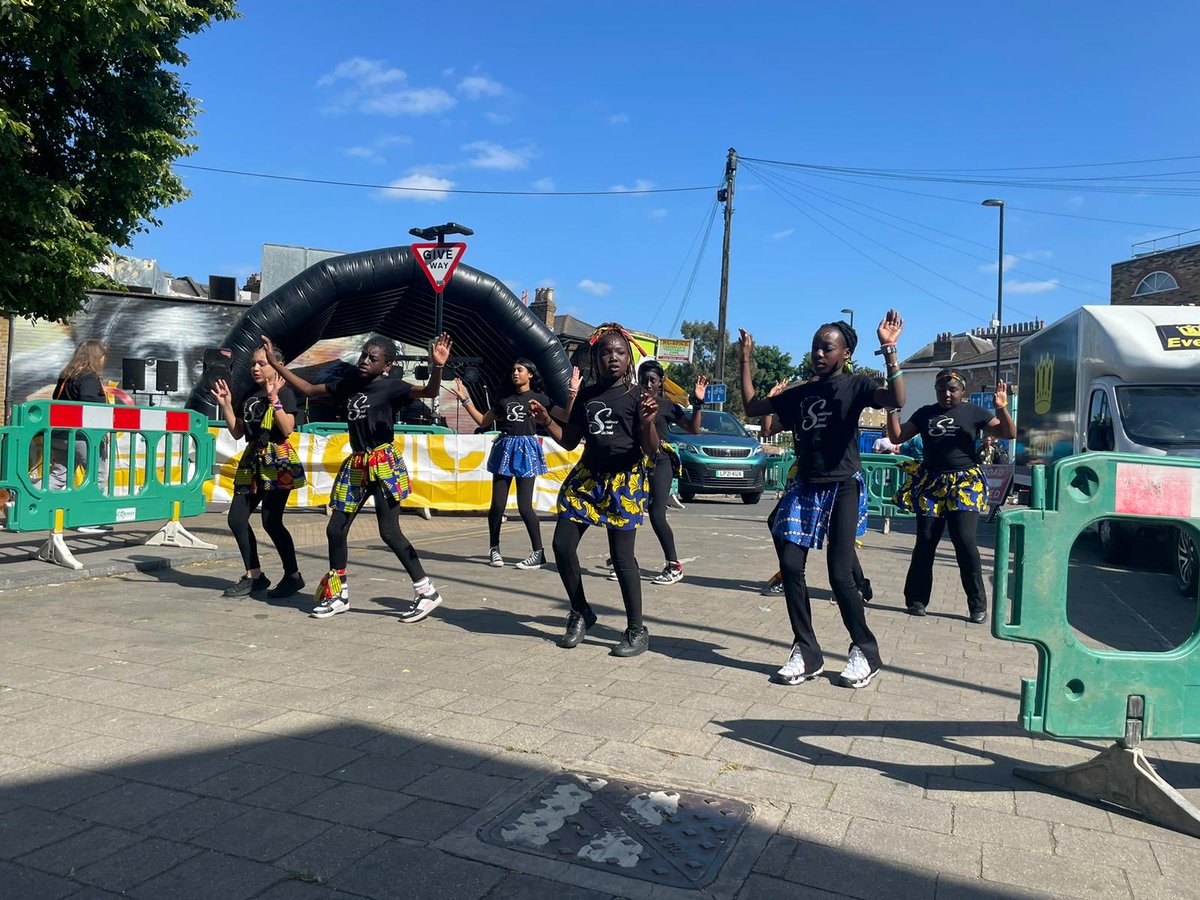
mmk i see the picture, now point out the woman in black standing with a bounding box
[49,340,109,492]
[740,311,905,689]
[452,358,551,569]
[211,345,306,599]
[887,370,1015,622]
[529,323,660,657]
[263,332,452,622]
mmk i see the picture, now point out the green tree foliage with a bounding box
[0,0,239,320]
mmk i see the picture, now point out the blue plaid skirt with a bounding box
[771,471,868,549]
[487,434,548,478]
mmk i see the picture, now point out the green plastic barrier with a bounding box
[0,400,216,568]
[860,452,915,522]
[993,452,1200,837]
[763,452,794,492]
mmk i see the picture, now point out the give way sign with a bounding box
[411,242,467,293]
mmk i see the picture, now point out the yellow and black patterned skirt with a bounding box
[656,442,682,479]
[331,443,411,515]
[233,442,306,495]
[895,462,988,517]
[557,457,651,531]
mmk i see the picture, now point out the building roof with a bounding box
[903,333,993,368]
[553,313,596,341]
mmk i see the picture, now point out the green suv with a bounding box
[669,411,767,504]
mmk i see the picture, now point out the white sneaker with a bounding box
[839,645,879,689]
[310,597,349,619]
[651,562,683,585]
[607,569,620,582]
[668,494,686,510]
[775,643,822,685]
[488,547,504,567]
[515,549,545,570]
[399,589,442,624]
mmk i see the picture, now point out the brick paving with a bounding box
[0,500,1197,898]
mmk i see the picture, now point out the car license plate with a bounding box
[715,469,741,478]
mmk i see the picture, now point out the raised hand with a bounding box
[694,375,708,403]
[994,379,1009,410]
[569,366,582,393]
[877,309,904,345]
[528,398,550,425]
[210,378,232,406]
[640,392,659,424]
[452,377,469,402]
[430,332,453,366]
[260,335,279,363]
[767,379,788,398]
[738,328,754,362]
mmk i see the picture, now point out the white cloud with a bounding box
[343,135,412,165]
[484,111,514,125]
[458,75,504,99]
[1006,278,1060,294]
[649,208,669,218]
[607,113,630,125]
[441,67,456,78]
[538,278,556,288]
[609,179,655,193]
[532,177,555,192]
[1067,195,1085,208]
[981,253,1020,274]
[376,171,455,202]
[462,140,536,171]
[771,228,795,240]
[318,57,455,116]
[577,279,612,296]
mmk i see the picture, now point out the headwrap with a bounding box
[589,322,635,347]
[936,369,967,389]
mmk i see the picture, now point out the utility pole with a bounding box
[714,148,737,395]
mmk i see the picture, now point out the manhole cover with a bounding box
[478,772,752,889]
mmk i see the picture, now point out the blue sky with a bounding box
[128,0,1200,366]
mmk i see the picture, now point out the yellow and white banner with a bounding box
[203,430,583,512]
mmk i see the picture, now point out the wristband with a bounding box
[886,369,904,382]
[887,407,901,415]
[461,396,472,405]
[994,402,1007,410]
[875,346,899,357]
[271,401,284,411]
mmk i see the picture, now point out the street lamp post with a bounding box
[981,200,1004,390]
[840,307,855,330]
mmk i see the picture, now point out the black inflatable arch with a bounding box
[185,245,573,416]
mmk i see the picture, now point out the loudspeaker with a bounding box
[209,275,237,301]
[122,358,146,391]
[155,360,179,393]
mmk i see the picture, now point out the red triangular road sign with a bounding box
[411,242,467,294]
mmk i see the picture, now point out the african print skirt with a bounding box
[771,471,868,549]
[233,442,306,495]
[331,443,411,514]
[895,463,988,517]
[654,442,682,479]
[487,434,548,478]
[557,458,651,531]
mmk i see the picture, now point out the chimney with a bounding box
[530,287,557,329]
[933,331,953,361]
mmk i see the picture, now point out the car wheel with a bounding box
[741,492,762,505]
[680,489,696,503]
[1176,528,1198,597]
[1098,520,1133,565]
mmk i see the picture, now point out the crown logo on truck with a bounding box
[1177,324,1200,337]
[1034,354,1054,414]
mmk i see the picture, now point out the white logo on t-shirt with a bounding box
[586,400,617,436]
[347,393,370,421]
[928,414,957,437]
[506,402,526,423]
[244,397,264,422]
[800,398,832,432]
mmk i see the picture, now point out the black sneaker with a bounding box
[969,609,987,624]
[558,608,597,649]
[268,573,305,599]
[611,624,650,658]
[223,574,270,597]
[515,549,545,570]
[907,603,927,617]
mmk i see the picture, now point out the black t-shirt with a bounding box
[569,381,643,473]
[655,400,689,439]
[327,372,413,452]
[769,373,880,483]
[492,391,551,437]
[907,403,994,472]
[54,373,106,403]
[242,386,300,445]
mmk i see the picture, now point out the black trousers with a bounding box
[228,488,298,574]
[488,475,542,551]
[903,511,987,615]
[552,519,642,629]
[775,477,881,672]
[647,456,678,563]
[326,481,426,581]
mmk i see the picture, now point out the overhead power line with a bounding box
[743,153,1200,174]
[649,196,719,331]
[174,163,717,196]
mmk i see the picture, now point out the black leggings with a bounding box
[552,520,642,628]
[228,488,298,574]
[488,475,542,551]
[326,481,426,581]
[904,511,986,614]
[647,456,678,563]
[775,477,880,672]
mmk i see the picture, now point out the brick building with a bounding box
[1111,231,1200,307]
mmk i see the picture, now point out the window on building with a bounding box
[1134,271,1179,296]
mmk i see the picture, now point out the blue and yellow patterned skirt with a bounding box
[331,443,411,515]
[487,434,549,478]
[771,471,868,549]
[895,463,988,517]
[655,442,682,480]
[557,458,651,530]
[233,441,306,495]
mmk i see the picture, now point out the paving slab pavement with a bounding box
[0,497,1197,899]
